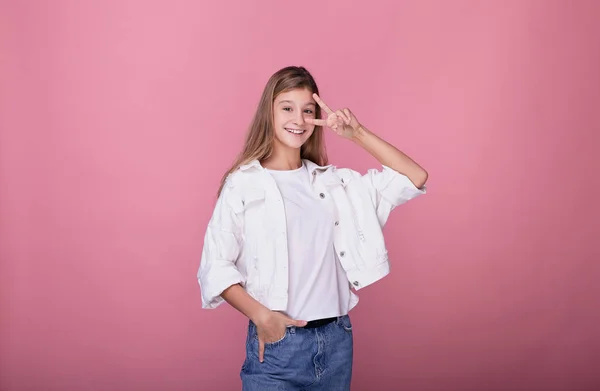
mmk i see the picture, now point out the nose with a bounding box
[294,111,305,126]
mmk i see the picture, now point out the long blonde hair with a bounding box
[218,66,328,195]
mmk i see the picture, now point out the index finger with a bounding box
[305,117,327,126]
[312,93,334,115]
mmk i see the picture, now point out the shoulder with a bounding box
[224,165,262,192]
[332,164,398,181]
[302,159,361,184]
[323,165,364,185]
[324,164,401,189]
[219,166,266,211]
[332,166,362,179]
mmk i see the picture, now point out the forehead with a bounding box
[275,88,315,104]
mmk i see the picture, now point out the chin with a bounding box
[283,140,307,150]
[276,132,312,150]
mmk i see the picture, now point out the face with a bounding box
[272,88,317,151]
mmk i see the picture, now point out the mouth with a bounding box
[285,127,306,135]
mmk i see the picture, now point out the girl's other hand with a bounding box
[254,309,307,362]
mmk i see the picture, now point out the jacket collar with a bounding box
[303,159,333,174]
[238,160,263,172]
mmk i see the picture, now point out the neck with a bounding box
[262,144,302,170]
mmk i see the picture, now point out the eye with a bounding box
[283,107,292,112]
[304,109,314,114]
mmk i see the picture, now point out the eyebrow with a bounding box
[277,100,316,107]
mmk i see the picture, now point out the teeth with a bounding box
[286,128,304,134]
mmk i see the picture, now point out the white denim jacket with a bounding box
[197,159,426,310]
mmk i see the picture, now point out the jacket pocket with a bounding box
[242,188,265,208]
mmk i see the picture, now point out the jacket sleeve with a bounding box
[197,178,245,309]
[357,165,426,227]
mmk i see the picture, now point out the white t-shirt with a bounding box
[267,163,352,321]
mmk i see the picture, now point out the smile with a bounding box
[285,128,305,135]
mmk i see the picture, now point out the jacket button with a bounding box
[340,251,345,257]
[353,281,359,286]
[335,221,339,226]
[312,171,317,176]
[319,193,325,199]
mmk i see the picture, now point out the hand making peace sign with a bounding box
[305,93,363,139]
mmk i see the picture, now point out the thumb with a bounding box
[285,317,307,328]
[295,319,308,327]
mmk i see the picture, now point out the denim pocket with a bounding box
[250,320,291,347]
[255,327,290,347]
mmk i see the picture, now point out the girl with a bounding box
[198,66,427,390]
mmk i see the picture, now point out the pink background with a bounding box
[1,1,599,390]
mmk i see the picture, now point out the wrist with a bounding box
[351,125,369,144]
[250,306,271,325]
